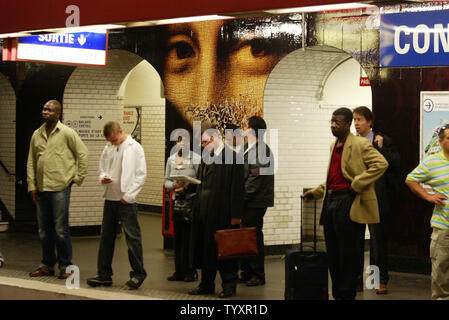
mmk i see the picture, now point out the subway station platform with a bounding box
[0,213,431,300]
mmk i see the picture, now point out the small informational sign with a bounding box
[64,112,116,140]
[15,30,107,66]
[381,10,449,67]
[420,91,449,160]
[123,107,142,143]
[359,77,370,86]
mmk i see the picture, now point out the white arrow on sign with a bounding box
[77,34,87,46]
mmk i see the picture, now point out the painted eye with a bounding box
[172,42,195,60]
[229,37,283,75]
[249,38,271,57]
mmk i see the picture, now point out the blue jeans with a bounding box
[97,201,147,281]
[36,185,72,271]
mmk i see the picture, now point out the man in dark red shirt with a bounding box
[302,107,388,300]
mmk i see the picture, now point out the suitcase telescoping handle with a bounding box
[301,188,318,253]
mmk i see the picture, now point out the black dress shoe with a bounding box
[188,286,215,295]
[218,289,236,298]
[87,276,113,287]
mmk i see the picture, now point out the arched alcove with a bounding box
[63,49,165,227]
[263,45,372,246]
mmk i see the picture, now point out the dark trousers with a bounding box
[357,216,390,286]
[173,218,196,278]
[200,261,239,292]
[241,207,267,281]
[195,215,238,292]
[97,200,147,281]
[322,191,365,300]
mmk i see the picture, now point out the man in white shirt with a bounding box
[87,121,147,290]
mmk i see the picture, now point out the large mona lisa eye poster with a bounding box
[158,15,304,144]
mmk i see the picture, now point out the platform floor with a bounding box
[0,213,431,300]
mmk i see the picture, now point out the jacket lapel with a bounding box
[341,133,353,180]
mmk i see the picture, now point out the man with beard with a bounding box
[302,107,388,300]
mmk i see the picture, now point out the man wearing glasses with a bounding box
[302,107,388,300]
[406,124,449,300]
[188,122,244,298]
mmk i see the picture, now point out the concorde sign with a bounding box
[380,10,449,67]
[13,30,107,66]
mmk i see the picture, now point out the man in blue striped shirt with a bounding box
[406,124,449,300]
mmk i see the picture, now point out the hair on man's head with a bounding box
[247,116,267,140]
[333,107,353,124]
[103,121,121,137]
[353,106,373,123]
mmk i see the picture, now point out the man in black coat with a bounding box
[188,123,245,298]
[239,116,275,286]
[353,106,401,295]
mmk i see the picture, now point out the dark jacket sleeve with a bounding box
[230,162,245,219]
[375,133,401,189]
[244,142,275,208]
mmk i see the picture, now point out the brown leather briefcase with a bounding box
[214,227,258,260]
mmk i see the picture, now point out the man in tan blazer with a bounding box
[302,107,388,300]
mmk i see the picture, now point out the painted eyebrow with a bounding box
[166,24,199,45]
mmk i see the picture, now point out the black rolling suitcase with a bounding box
[284,195,328,300]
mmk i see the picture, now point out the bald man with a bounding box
[27,100,88,279]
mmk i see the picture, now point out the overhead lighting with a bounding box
[264,3,378,14]
[0,32,32,38]
[126,14,233,28]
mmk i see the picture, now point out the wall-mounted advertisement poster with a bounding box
[123,107,142,144]
[420,91,449,161]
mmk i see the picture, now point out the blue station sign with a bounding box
[16,31,107,66]
[380,10,449,67]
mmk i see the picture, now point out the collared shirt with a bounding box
[27,121,88,192]
[244,141,257,155]
[358,130,374,144]
[214,142,225,157]
[327,142,351,191]
[407,151,449,230]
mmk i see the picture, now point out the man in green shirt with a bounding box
[406,124,449,300]
[27,100,88,279]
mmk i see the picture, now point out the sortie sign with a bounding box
[14,31,107,66]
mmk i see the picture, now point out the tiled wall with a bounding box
[63,49,165,226]
[263,46,352,246]
[138,105,165,206]
[0,73,16,218]
[3,44,367,245]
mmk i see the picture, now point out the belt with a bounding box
[327,188,351,196]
